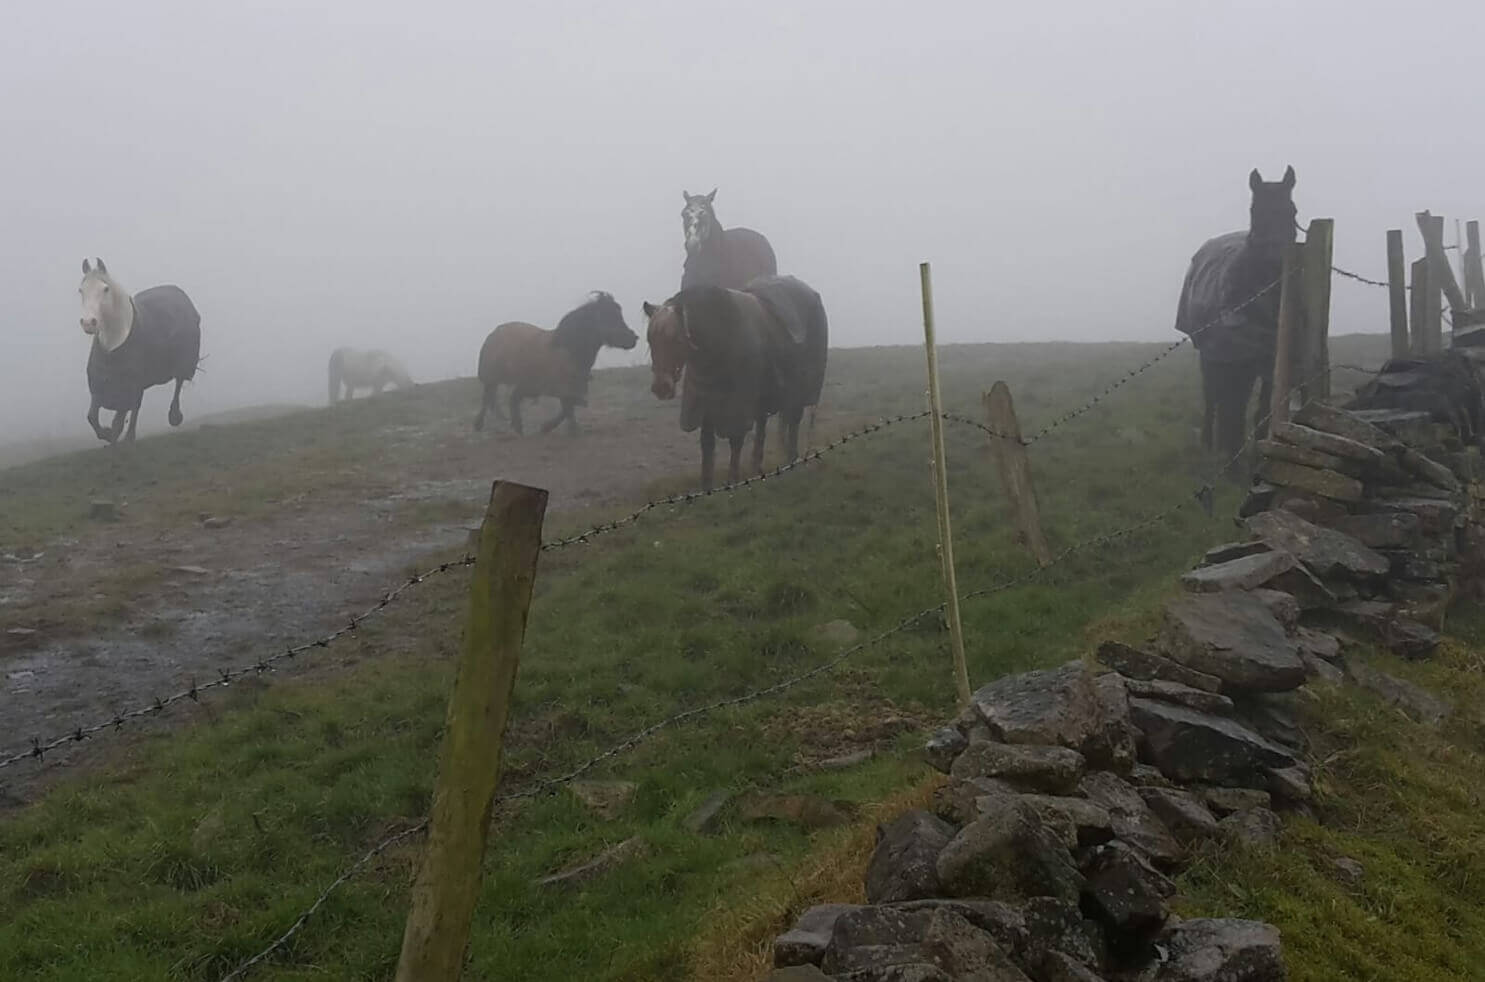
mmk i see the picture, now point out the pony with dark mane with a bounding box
[644,275,828,489]
[77,258,202,444]
[680,189,778,290]
[474,292,637,435]
[1174,166,1298,458]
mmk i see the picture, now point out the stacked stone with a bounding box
[1237,402,1477,659]
[769,659,1292,982]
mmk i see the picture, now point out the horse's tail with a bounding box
[328,350,343,405]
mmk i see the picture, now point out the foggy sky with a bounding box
[2,0,1482,441]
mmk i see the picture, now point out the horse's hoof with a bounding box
[169,411,183,427]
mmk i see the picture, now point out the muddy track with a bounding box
[0,384,702,802]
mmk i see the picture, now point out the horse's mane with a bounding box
[552,292,618,350]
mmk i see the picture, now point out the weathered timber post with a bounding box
[983,382,1052,567]
[1387,229,1410,359]
[919,262,972,708]
[1268,243,1303,427]
[1416,211,1466,314]
[1299,219,1334,403]
[1466,220,1483,309]
[1407,258,1431,353]
[395,480,548,982]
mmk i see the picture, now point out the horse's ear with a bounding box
[682,190,692,202]
[705,188,717,202]
[96,258,108,275]
[1248,169,1263,192]
[82,259,91,274]
[1281,165,1296,190]
[643,301,658,318]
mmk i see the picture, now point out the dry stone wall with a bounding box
[768,403,1481,981]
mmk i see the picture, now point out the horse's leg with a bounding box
[491,382,507,420]
[1198,353,1214,451]
[700,422,716,491]
[728,435,744,485]
[564,399,579,436]
[1254,367,1275,443]
[473,383,488,431]
[106,407,128,444]
[1214,363,1257,473]
[87,396,109,441]
[751,416,767,475]
[784,407,803,462]
[168,378,185,427]
[508,389,524,436]
[125,393,143,442]
[540,399,569,434]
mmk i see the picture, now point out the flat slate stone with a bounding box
[1130,698,1296,784]
[1270,421,1385,464]
[1200,786,1273,817]
[1401,447,1461,491]
[1246,509,1390,580]
[1201,540,1273,566]
[1330,511,1422,549]
[1153,917,1286,982]
[866,810,956,904]
[1295,402,1399,448]
[1137,786,1220,844]
[1369,496,1460,534]
[1077,771,1184,868]
[949,741,1086,794]
[923,726,968,774]
[1256,437,1352,474]
[775,904,863,967]
[967,661,1100,750]
[1095,640,1223,693]
[1159,593,1305,693]
[1255,458,1363,502]
[935,798,1085,904]
[1179,551,1298,594]
[1124,677,1235,715]
[1344,660,1452,725]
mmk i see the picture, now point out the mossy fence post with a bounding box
[1268,243,1304,428]
[983,381,1051,567]
[395,480,548,982]
[1299,218,1333,404]
[919,262,972,708]
[1387,229,1410,359]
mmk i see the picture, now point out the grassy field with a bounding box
[8,333,1476,982]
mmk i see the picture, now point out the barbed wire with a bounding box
[1330,264,1391,289]
[0,556,476,771]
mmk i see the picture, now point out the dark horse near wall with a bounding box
[78,258,202,443]
[679,189,778,290]
[644,275,828,490]
[474,292,637,435]
[1174,167,1298,459]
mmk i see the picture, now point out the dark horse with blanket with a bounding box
[644,275,828,490]
[77,258,202,443]
[1174,167,1297,459]
[679,189,778,290]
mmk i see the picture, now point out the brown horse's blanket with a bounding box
[675,288,766,439]
[1174,231,1278,366]
[743,275,828,415]
[86,286,202,411]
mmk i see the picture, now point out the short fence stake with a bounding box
[395,480,548,982]
[1299,218,1334,403]
[983,381,1052,567]
[1387,229,1410,359]
[919,262,972,708]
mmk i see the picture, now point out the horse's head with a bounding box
[1247,166,1297,258]
[552,292,638,355]
[643,299,687,400]
[590,292,638,350]
[681,189,719,254]
[78,258,126,337]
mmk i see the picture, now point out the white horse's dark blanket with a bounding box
[87,285,201,411]
[1174,231,1278,365]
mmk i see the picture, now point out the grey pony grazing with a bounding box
[679,189,778,290]
[78,259,202,444]
[1174,167,1298,462]
[643,275,828,489]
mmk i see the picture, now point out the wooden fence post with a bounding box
[1417,211,1466,314]
[919,262,972,709]
[1269,243,1303,427]
[1410,258,1438,355]
[1299,219,1334,403]
[1387,229,1410,359]
[395,480,548,982]
[1466,220,1483,309]
[983,382,1051,567]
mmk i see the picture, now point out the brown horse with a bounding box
[474,292,637,435]
[644,276,828,489]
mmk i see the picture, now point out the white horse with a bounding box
[327,347,413,404]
